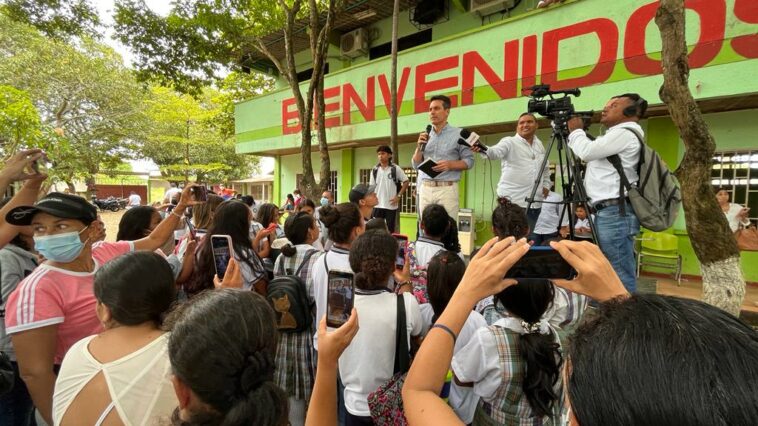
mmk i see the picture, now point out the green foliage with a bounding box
[141,86,260,182]
[0,12,145,185]
[1,0,101,40]
[0,85,43,152]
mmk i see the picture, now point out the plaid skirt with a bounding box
[274,321,317,401]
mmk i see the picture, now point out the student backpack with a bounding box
[372,163,402,194]
[407,242,429,305]
[607,129,681,231]
[266,249,319,333]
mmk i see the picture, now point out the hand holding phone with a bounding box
[191,185,208,202]
[393,234,409,269]
[327,270,355,328]
[211,235,235,280]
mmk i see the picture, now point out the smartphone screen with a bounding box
[192,186,208,202]
[393,234,408,269]
[211,235,234,279]
[326,270,354,328]
[504,246,575,280]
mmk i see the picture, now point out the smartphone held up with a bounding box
[211,235,234,279]
[326,270,355,328]
[505,246,575,280]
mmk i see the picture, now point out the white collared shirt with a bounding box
[485,134,551,208]
[369,163,408,210]
[532,191,569,235]
[568,122,642,205]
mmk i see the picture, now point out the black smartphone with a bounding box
[504,246,575,280]
[326,270,355,328]
[191,185,208,202]
[211,235,234,279]
[393,233,408,269]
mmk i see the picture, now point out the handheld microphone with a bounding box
[421,124,432,152]
[456,129,487,152]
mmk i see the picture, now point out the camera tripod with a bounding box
[524,118,598,243]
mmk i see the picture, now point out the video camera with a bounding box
[525,85,594,133]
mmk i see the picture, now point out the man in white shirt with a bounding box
[369,145,409,233]
[473,113,551,231]
[126,191,141,209]
[566,93,646,293]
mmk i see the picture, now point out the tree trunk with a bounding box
[390,0,400,164]
[655,0,745,316]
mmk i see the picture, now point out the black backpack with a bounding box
[266,250,319,333]
[607,129,681,231]
[372,163,402,193]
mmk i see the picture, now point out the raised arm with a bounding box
[134,185,200,252]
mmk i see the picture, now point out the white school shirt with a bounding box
[484,134,551,208]
[567,122,642,205]
[724,203,751,232]
[532,192,569,235]
[449,311,487,424]
[339,291,422,417]
[369,164,409,210]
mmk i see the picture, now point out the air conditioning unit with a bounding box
[340,28,368,59]
[470,0,516,17]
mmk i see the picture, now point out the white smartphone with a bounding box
[211,235,235,279]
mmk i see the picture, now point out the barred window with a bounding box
[359,166,418,214]
[711,150,758,223]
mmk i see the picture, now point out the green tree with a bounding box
[141,86,259,183]
[0,12,147,192]
[655,0,745,315]
[0,85,43,154]
[1,0,101,40]
[113,0,341,199]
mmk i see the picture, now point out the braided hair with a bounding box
[492,197,529,239]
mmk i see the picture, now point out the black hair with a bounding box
[187,201,265,296]
[422,204,450,238]
[286,194,295,202]
[496,279,560,418]
[167,289,288,426]
[430,94,451,110]
[295,198,316,213]
[349,230,396,291]
[240,195,255,207]
[492,198,529,239]
[427,250,466,323]
[613,93,648,118]
[442,216,461,253]
[117,206,159,241]
[318,203,363,244]
[567,294,758,426]
[94,251,176,326]
[257,203,279,227]
[281,212,316,257]
[365,217,389,233]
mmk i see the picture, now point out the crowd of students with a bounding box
[0,148,756,426]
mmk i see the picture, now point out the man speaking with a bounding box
[472,113,551,230]
[412,95,474,219]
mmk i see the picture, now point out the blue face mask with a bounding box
[320,197,329,207]
[34,227,89,263]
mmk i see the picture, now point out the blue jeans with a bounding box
[0,361,36,426]
[594,203,640,293]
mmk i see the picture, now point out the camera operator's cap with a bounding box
[377,145,392,154]
[349,183,376,204]
[6,192,98,226]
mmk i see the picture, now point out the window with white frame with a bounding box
[711,150,758,223]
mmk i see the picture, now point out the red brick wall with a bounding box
[92,185,147,203]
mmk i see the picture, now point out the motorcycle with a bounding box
[91,196,123,212]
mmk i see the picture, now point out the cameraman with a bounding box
[566,93,647,293]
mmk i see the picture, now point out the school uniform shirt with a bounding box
[574,215,595,239]
[449,310,487,424]
[339,291,422,417]
[369,164,409,210]
[532,192,569,235]
[4,241,134,364]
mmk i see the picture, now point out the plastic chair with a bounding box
[636,231,682,285]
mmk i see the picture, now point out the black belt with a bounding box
[594,197,629,211]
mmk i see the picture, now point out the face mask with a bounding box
[320,197,329,206]
[34,227,89,263]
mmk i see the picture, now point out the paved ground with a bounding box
[98,209,125,243]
